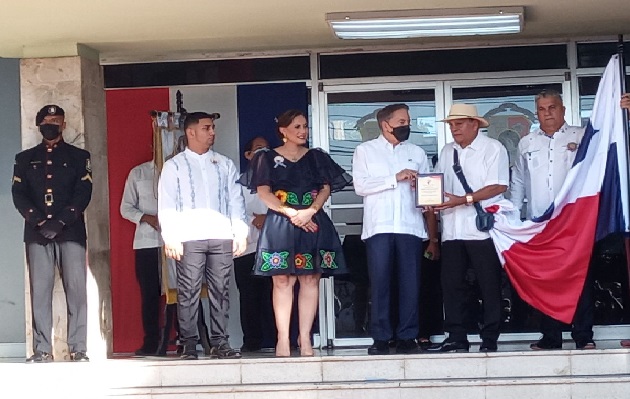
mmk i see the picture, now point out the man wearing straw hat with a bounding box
[427,103,509,353]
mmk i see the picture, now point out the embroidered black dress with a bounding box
[240,148,351,276]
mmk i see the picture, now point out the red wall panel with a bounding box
[106,88,170,353]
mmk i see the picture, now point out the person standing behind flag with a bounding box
[120,159,162,356]
[620,93,630,349]
[510,90,594,350]
[427,103,508,353]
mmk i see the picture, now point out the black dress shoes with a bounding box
[530,337,562,350]
[26,351,53,363]
[426,339,470,353]
[395,339,420,354]
[368,340,389,355]
[479,340,498,352]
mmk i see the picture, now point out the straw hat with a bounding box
[441,104,489,128]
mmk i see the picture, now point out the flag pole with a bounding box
[617,35,630,297]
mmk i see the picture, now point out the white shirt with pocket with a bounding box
[353,135,431,240]
[510,123,584,219]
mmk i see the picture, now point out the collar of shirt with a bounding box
[377,134,411,152]
[453,131,486,152]
[534,122,569,138]
[184,147,216,161]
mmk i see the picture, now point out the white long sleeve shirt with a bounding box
[158,148,248,245]
[510,123,584,219]
[240,187,268,257]
[352,135,430,240]
[435,133,510,241]
[120,161,162,249]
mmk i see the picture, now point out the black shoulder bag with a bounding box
[452,149,494,232]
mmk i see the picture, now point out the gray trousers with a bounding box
[177,239,233,348]
[26,241,87,354]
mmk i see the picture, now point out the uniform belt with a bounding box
[44,193,54,206]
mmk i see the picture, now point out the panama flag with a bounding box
[489,55,630,324]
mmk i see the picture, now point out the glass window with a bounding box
[452,84,562,169]
[320,45,568,79]
[576,41,630,68]
[104,56,310,88]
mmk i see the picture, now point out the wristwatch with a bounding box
[465,193,474,206]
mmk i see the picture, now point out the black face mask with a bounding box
[39,124,61,141]
[391,125,411,142]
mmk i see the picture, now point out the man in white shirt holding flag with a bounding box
[490,55,630,352]
[158,111,248,360]
[510,90,594,350]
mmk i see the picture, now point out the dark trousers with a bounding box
[135,247,161,349]
[234,252,276,349]
[26,241,87,354]
[176,239,233,348]
[441,239,502,343]
[540,264,594,344]
[418,240,443,339]
[366,233,422,341]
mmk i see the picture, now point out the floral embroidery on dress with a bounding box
[286,192,300,205]
[302,192,313,206]
[274,190,288,204]
[319,250,338,269]
[260,251,289,272]
[294,253,313,270]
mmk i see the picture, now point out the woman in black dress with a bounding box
[240,110,351,356]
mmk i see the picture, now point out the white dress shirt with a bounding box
[353,135,430,240]
[158,148,248,245]
[239,186,268,257]
[435,133,510,242]
[510,123,584,219]
[120,161,162,249]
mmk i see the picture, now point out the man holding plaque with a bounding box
[353,103,439,355]
[427,103,509,353]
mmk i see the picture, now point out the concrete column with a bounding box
[19,55,112,360]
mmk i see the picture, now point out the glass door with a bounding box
[318,83,443,347]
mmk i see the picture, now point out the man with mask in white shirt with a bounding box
[158,111,248,360]
[510,89,593,350]
[353,103,439,355]
[428,103,509,353]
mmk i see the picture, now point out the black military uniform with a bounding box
[11,105,92,362]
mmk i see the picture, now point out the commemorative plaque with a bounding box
[415,173,444,207]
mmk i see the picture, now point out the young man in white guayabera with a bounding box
[353,103,439,356]
[158,112,248,360]
[510,90,593,350]
[428,103,509,353]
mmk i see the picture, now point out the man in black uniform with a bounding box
[12,105,93,363]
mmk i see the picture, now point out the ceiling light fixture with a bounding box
[326,7,524,40]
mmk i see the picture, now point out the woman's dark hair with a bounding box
[276,109,306,140]
[243,136,268,153]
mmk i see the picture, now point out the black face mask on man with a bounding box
[391,125,411,142]
[39,124,61,141]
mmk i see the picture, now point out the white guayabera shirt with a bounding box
[158,148,248,245]
[510,123,585,220]
[353,134,431,241]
